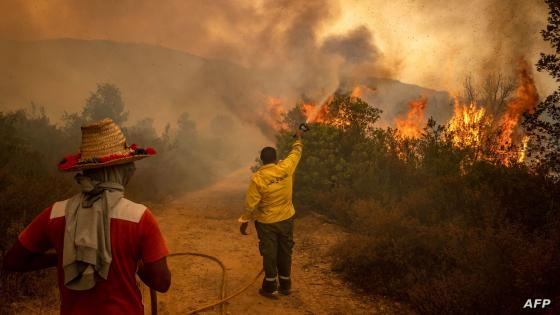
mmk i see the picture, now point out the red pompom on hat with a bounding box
[58,153,81,171]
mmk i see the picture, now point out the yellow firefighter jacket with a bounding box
[239,140,303,224]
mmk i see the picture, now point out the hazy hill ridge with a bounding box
[0,38,451,131]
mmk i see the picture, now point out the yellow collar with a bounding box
[259,163,276,170]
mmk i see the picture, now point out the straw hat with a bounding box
[58,118,156,172]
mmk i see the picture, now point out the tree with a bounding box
[82,83,128,125]
[462,73,515,116]
[523,0,560,175]
[175,112,197,148]
[324,91,381,136]
[275,92,384,217]
[126,118,159,145]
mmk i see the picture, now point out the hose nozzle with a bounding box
[293,122,310,138]
[298,122,310,132]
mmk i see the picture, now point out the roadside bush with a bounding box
[0,111,73,311]
[333,213,560,315]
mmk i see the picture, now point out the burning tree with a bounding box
[393,61,538,167]
[394,96,428,139]
[447,101,492,164]
[283,91,381,136]
[462,73,516,116]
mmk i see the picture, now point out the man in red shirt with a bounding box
[3,118,171,314]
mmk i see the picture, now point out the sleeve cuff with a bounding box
[142,249,170,264]
[238,210,253,223]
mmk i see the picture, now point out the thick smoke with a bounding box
[0,0,554,134]
[220,1,387,104]
[361,0,551,92]
[322,26,379,64]
[0,1,384,125]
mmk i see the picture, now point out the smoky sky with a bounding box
[0,0,390,114]
[2,0,553,92]
[0,0,554,130]
[358,0,552,92]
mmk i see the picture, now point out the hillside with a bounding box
[0,39,451,132]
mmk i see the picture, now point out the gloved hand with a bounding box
[240,222,249,235]
[293,122,309,139]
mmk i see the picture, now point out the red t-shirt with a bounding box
[18,198,169,315]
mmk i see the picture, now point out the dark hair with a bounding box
[260,147,277,165]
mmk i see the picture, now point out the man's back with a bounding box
[243,140,303,224]
[18,197,168,315]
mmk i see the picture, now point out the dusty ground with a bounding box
[148,168,411,315]
[7,168,412,315]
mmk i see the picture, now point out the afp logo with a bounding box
[523,298,551,309]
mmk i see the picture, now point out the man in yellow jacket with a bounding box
[239,129,304,297]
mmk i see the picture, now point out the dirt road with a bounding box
[9,168,410,314]
[149,168,409,315]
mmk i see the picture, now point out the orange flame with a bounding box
[518,135,529,163]
[350,85,376,99]
[497,60,539,149]
[301,96,331,123]
[300,102,316,122]
[351,86,363,98]
[448,100,490,148]
[350,85,375,98]
[395,96,428,138]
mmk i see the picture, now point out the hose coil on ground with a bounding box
[149,252,264,315]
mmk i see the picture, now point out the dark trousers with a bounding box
[255,217,295,280]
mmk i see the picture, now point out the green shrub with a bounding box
[0,111,74,308]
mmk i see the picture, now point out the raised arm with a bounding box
[276,139,303,175]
